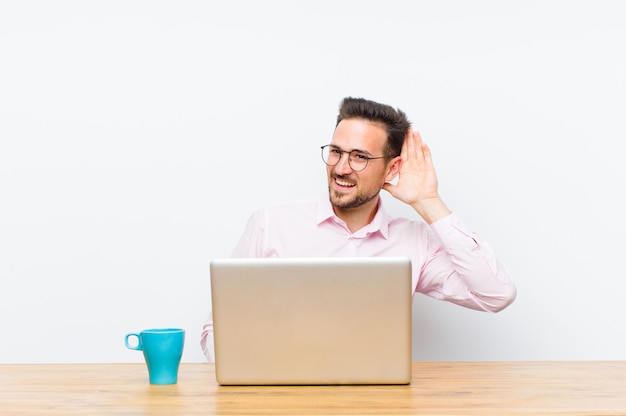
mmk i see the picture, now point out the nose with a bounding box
[333,152,354,175]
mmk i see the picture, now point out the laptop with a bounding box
[210,257,412,385]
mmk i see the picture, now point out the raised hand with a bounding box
[382,129,451,224]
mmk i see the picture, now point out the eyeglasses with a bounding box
[320,145,387,172]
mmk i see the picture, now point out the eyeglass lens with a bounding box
[321,146,369,171]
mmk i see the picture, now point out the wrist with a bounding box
[411,197,452,224]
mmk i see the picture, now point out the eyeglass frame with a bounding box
[320,144,388,172]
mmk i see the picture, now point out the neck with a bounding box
[333,197,379,233]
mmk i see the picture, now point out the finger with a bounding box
[421,141,433,166]
[401,128,411,161]
[410,130,424,162]
[413,130,423,147]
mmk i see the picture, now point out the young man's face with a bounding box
[327,118,394,210]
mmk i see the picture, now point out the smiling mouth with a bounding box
[334,176,356,188]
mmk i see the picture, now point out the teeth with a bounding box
[336,179,354,187]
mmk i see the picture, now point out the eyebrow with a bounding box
[329,144,374,156]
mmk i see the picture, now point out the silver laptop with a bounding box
[210,257,412,385]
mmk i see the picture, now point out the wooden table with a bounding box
[1,362,625,415]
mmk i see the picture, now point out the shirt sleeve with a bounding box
[230,209,269,258]
[416,213,517,312]
[201,210,269,362]
[200,315,215,363]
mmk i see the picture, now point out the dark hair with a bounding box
[336,97,411,159]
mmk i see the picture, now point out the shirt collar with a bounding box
[316,193,390,239]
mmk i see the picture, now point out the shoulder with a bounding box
[379,197,430,234]
[387,214,430,234]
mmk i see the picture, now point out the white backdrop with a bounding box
[1,1,625,364]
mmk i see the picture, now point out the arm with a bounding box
[422,214,517,312]
[200,210,268,362]
[200,318,215,363]
[384,129,515,311]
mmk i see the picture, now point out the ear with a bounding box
[384,156,402,182]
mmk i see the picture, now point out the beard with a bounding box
[328,185,380,210]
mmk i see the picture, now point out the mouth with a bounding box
[333,176,356,190]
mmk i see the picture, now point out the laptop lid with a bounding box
[210,257,412,385]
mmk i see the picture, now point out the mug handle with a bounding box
[125,333,142,350]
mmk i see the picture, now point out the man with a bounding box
[201,97,516,362]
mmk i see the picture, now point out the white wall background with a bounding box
[1,0,625,364]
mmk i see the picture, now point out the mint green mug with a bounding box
[125,328,185,384]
